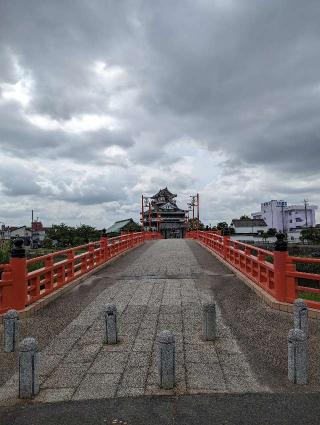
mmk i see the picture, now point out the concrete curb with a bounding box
[0,243,144,324]
[197,241,320,320]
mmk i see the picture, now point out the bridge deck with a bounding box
[1,240,320,406]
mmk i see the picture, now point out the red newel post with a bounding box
[100,232,108,262]
[222,228,230,260]
[273,233,288,302]
[10,239,27,311]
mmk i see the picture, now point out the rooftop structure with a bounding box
[105,218,140,236]
[251,200,318,232]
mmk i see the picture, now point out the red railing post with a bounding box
[222,229,230,260]
[273,233,288,302]
[100,235,108,262]
[10,239,27,311]
[286,257,297,303]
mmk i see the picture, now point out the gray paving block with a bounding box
[63,344,101,364]
[185,344,219,365]
[120,367,148,388]
[41,363,90,389]
[215,338,242,355]
[89,352,128,374]
[44,337,77,355]
[57,324,89,339]
[132,338,154,352]
[127,352,151,368]
[117,387,145,397]
[35,388,74,403]
[186,362,227,391]
[38,354,64,377]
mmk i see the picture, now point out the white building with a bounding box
[251,200,317,232]
[230,218,268,240]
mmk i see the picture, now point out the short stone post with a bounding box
[158,330,175,389]
[288,329,307,385]
[202,302,216,341]
[19,337,40,398]
[103,304,118,344]
[4,309,19,352]
[294,298,308,338]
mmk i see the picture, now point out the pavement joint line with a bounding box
[180,279,189,394]
[144,280,166,394]
[115,279,156,396]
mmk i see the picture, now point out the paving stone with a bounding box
[120,367,148,388]
[77,329,104,347]
[63,344,101,364]
[89,352,128,374]
[215,337,242,355]
[35,388,74,403]
[41,363,90,389]
[127,352,151,368]
[57,324,89,339]
[117,387,144,397]
[186,362,227,391]
[132,338,154,352]
[38,354,64,377]
[185,344,220,365]
[44,337,77,355]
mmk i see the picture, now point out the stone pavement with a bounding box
[0,240,266,404]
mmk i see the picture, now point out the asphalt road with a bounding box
[2,393,320,425]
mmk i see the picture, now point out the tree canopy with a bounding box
[46,223,102,248]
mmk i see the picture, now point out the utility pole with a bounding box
[141,195,144,232]
[148,201,152,231]
[189,194,200,230]
[304,199,309,228]
[281,203,285,233]
[197,193,200,225]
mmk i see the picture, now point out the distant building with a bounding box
[230,218,267,238]
[105,218,140,237]
[143,187,187,239]
[251,200,317,232]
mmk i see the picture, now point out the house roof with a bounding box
[231,218,267,228]
[151,187,177,200]
[105,218,134,233]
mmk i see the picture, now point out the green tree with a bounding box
[46,223,101,248]
[188,218,204,231]
[217,222,229,230]
[0,240,11,264]
[42,238,53,249]
[300,227,320,244]
[267,228,277,237]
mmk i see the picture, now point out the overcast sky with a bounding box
[1,0,320,228]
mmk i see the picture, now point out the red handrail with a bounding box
[187,230,320,309]
[0,231,162,314]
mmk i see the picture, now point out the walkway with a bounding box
[2,239,320,413]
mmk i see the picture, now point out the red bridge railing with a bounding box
[187,230,320,310]
[0,231,162,314]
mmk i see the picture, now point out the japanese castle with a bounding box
[143,187,187,238]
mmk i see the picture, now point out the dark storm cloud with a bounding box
[1,0,320,224]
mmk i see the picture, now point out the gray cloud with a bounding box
[1,0,320,226]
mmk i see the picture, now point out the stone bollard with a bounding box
[103,304,118,344]
[19,337,40,398]
[294,298,308,338]
[288,329,307,385]
[158,330,175,389]
[4,309,19,352]
[202,302,216,341]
